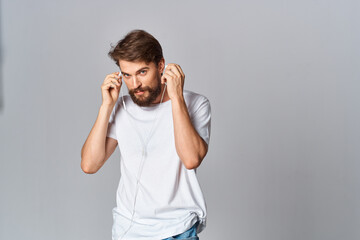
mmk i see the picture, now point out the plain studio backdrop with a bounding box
[0,0,359,239]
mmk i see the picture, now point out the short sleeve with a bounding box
[190,97,211,145]
[106,104,117,140]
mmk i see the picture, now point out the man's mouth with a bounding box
[135,90,145,95]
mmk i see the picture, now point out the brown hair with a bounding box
[108,29,163,67]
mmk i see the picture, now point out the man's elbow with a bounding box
[81,159,98,174]
[183,157,203,170]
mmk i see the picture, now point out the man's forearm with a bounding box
[171,96,208,169]
[81,104,113,173]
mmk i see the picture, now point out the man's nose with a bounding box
[132,76,141,89]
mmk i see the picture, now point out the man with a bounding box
[81,29,211,240]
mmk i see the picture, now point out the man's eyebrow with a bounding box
[121,67,150,75]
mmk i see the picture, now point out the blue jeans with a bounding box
[162,221,200,240]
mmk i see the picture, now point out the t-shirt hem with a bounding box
[154,217,205,240]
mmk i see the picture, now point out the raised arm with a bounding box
[80,72,122,174]
[161,63,210,169]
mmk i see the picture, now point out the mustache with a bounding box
[130,86,152,93]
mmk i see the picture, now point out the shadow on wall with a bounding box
[0,0,3,113]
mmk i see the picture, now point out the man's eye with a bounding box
[140,70,147,74]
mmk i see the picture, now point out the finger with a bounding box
[165,64,180,76]
[106,72,120,78]
[167,64,183,79]
[164,69,178,79]
[104,82,119,90]
[162,72,175,84]
[106,73,121,80]
[106,75,121,84]
[161,72,169,84]
[161,75,166,84]
[173,64,185,79]
[166,64,177,73]
[111,79,121,87]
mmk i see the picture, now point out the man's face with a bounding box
[119,60,163,107]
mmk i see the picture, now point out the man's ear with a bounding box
[158,58,165,75]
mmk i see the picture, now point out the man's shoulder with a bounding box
[183,90,209,104]
[183,90,210,113]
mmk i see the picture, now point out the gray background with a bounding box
[0,0,359,239]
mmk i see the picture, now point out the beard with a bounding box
[128,75,162,107]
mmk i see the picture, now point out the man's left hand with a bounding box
[161,63,185,100]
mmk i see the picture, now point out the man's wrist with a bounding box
[100,103,114,115]
[100,103,115,109]
[171,93,185,105]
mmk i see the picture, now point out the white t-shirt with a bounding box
[106,90,211,240]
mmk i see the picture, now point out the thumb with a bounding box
[161,75,166,85]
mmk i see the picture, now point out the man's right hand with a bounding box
[101,72,122,106]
